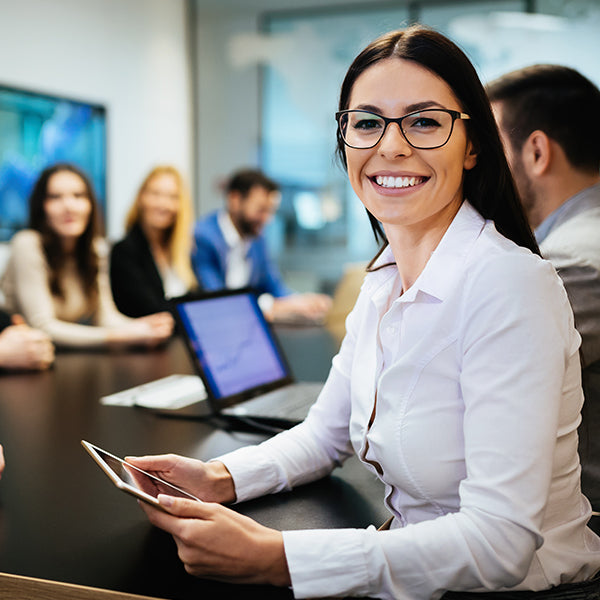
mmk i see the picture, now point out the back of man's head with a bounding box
[226,169,279,199]
[487,65,600,173]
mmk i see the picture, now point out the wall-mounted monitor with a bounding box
[0,84,106,242]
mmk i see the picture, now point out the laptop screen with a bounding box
[175,291,291,401]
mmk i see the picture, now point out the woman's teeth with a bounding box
[375,175,424,188]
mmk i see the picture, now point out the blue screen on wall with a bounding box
[0,84,106,242]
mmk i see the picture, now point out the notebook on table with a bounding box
[172,288,323,428]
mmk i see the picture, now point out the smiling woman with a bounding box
[0,163,174,348]
[340,57,479,290]
[127,26,600,599]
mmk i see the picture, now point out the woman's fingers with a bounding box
[158,494,207,516]
[125,453,180,473]
[139,496,213,536]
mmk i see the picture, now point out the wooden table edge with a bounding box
[0,572,168,600]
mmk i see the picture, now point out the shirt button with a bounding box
[388,326,397,335]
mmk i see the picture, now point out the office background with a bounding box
[0,0,599,293]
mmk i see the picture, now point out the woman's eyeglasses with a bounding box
[336,108,470,150]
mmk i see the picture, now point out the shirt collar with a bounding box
[365,201,486,304]
[218,210,245,249]
[535,182,600,244]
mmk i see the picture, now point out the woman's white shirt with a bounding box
[160,265,188,300]
[219,202,600,600]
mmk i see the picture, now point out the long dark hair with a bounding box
[28,163,101,302]
[336,25,539,259]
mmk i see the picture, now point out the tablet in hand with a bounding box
[81,440,201,509]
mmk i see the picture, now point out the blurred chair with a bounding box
[325,262,367,345]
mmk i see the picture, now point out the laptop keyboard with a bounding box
[224,383,322,422]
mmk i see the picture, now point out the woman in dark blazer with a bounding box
[110,166,196,317]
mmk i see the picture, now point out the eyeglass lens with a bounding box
[339,109,457,149]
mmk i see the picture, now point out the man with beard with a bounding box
[488,65,600,518]
[192,168,330,322]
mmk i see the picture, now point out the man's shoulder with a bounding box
[542,205,600,269]
[194,211,221,236]
[544,204,600,242]
[196,210,220,226]
[193,211,226,256]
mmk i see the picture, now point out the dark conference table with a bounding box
[0,326,387,599]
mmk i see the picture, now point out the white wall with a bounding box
[192,0,377,214]
[195,9,262,214]
[0,0,193,241]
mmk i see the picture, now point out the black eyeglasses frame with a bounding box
[335,108,471,150]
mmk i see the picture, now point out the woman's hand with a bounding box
[108,311,174,347]
[0,323,55,370]
[0,444,5,479]
[138,495,291,586]
[268,293,332,322]
[125,455,236,504]
[134,312,174,346]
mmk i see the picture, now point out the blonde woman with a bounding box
[110,166,196,317]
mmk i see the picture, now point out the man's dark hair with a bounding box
[226,169,279,198]
[487,64,600,173]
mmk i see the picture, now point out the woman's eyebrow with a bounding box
[354,103,383,113]
[352,100,448,114]
[405,100,446,112]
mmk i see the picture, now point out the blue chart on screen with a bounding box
[181,295,287,398]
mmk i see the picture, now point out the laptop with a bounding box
[172,288,324,428]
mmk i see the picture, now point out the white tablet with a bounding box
[81,440,201,509]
